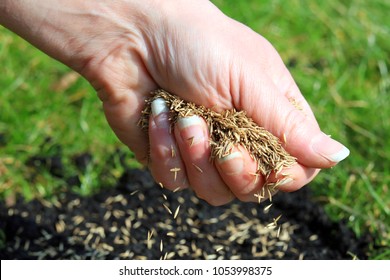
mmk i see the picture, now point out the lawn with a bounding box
[1,0,389,258]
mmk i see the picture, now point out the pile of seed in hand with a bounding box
[139,89,296,178]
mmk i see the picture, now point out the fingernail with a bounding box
[151,98,170,129]
[177,115,205,146]
[151,98,169,117]
[217,151,244,175]
[312,133,350,163]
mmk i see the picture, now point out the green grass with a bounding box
[0,28,141,200]
[1,0,389,259]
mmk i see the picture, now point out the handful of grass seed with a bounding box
[139,89,296,179]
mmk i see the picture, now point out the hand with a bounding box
[1,0,349,205]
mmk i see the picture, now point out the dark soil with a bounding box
[0,159,371,260]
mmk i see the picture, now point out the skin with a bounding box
[0,0,349,205]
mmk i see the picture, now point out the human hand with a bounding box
[1,0,349,205]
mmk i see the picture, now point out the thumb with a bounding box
[278,100,350,169]
[242,75,349,169]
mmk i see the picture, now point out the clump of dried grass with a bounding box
[139,89,296,179]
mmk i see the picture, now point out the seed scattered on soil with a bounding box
[130,190,139,196]
[140,89,296,179]
[277,226,281,238]
[173,205,180,220]
[163,203,172,215]
[215,246,224,252]
[160,240,164,252]
[0,152,371,260]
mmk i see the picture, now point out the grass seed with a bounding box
[140,90,296,180]
[192,163,203,173]
[170,167,181,181]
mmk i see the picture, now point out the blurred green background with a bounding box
[0,0,389,258]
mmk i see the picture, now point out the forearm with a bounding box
[0,0,152,73]
[1,0,85,65]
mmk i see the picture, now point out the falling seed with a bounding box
[274,214,282,225]
[160,240,164,252]
[163,203,172,215]
[173,186,181,193]
[170,167,181,181]
[254,192,264,204]
[158,182,164,188]
[266,186,273,202]
[173,205,181,219]
[192,163,203,173]
[162,193,168,200]
[264,203,273,213]
[277,226,281,238]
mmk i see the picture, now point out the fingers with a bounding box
[148,97,321,205]
[148,98,189,191]
[173,115,234,206]
[102,92,150,164]
[214,145,320,202]
[215,145,263,202]
[277,99,349,168]
[275,73,350,168]
[93,49,156,165]
[148,99,233,205]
